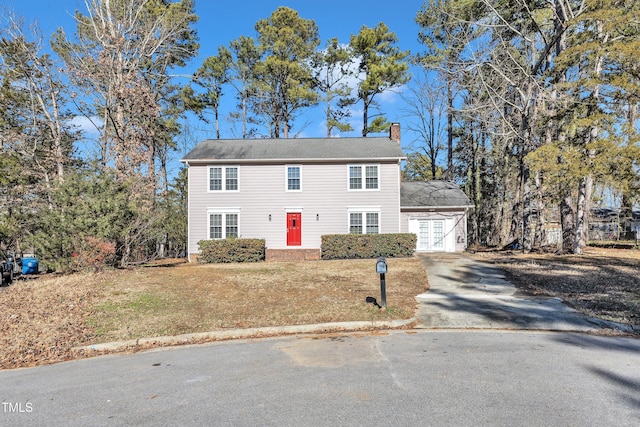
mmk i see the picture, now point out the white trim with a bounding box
[401,205,474,210]
[347,206,381,213]
[347,164,380,191]
[207,166,240,192]
[207,208,241,213]
[206,208,241,240]
[409,217,456,252]
[347,207,381,234]
[397,162,402,233]
[285,164,302,192]
[187,166,192,261]
[284,207,304,212]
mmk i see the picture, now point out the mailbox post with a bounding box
[376,257,387,308]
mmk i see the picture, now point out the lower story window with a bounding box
[349,213,363,234]
[349,210,380,234]
[209,212,239,239]
[225,214,238,238]
[366,212,379,234]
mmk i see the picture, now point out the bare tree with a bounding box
[52,0,198,186]
[1,14,76,187]
[401,71,447,180]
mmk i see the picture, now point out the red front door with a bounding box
[286,213,302,246]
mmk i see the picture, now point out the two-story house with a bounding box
[181,124,473,261]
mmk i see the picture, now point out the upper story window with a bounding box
[349,210,380,234]
[286,165,302,191]
[209,166,239,192]
[349,164,379,190]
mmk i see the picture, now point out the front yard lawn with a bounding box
[0,258,428,369]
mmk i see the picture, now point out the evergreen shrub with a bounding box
[321,233,416,260]
[197,239,265,263]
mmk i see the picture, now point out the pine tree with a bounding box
[191,46,232,139]
[349,23,410,137]
[313,38,355,137]
[252,7,320,138]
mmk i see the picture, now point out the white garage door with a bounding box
[409,218,455,252]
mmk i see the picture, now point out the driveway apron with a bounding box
[414,253,617,332]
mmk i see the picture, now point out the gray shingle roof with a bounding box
[401,181,473,208]
[181,137,405,163]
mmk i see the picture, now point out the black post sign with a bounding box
[376,257,387,308]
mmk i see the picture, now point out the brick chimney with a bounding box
[390,122,400,143]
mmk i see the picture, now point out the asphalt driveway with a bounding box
[414,253,627,332]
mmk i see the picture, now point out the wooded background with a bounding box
[0,0,638,271]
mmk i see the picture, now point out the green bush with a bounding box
[197,239,265,263]
[321,233,416,260]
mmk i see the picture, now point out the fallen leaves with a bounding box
[0,274,102,369]
[0,258,428,369]
[473,247,640,329]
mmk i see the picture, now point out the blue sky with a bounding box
[4,0,427,164]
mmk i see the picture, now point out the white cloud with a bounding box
[69,115,103,137]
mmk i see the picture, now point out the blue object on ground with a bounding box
[22,257,38,275]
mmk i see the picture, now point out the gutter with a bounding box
[181,157,407,165]
[401,205,475,210]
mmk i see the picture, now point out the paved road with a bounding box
[1,330,639,426]
[415,253,628,332]
[3,254,638,425]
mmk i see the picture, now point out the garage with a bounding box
[400,181,474,253]
[408,217,456,252]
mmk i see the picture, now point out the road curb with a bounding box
[72,318,418,353]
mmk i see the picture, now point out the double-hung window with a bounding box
[349,212,363,234]
[208,211,239,239]
[365,212,380,234]
[209,166,239,192]
[348,208,380,234]
[286,165,302,191]
[349,164,379,190]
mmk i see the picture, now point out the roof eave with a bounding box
[182,156,406,165]
[401,205,474,210]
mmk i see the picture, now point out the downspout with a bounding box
[464,207,469,250]
[186,163,192,262]
[398,160,402,233]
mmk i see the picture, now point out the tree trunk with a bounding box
[215,107,220,139]
[533,172,546,247]
[574,20,605,254]
[574,175,592,254]
[362,99,369,137]
[327,96,332,138]
[469,127,479,245]
[446,75,453,179]
[430,114,437,179]
[560,194,575,253]
[508,184,522,247]
[521,161,532,252]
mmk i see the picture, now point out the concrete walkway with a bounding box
[415,252,627,332]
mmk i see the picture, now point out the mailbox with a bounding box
[376,257,387,274]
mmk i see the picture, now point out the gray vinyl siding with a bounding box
[188,161,402,254]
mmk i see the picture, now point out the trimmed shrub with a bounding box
[197,239,265,263]
[321,233,416,260]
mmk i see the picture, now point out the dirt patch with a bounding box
[0,258,427,369]
[471,247,640,330]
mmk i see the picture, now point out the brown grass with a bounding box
[0,258,427,369]
[472,247,640,328]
